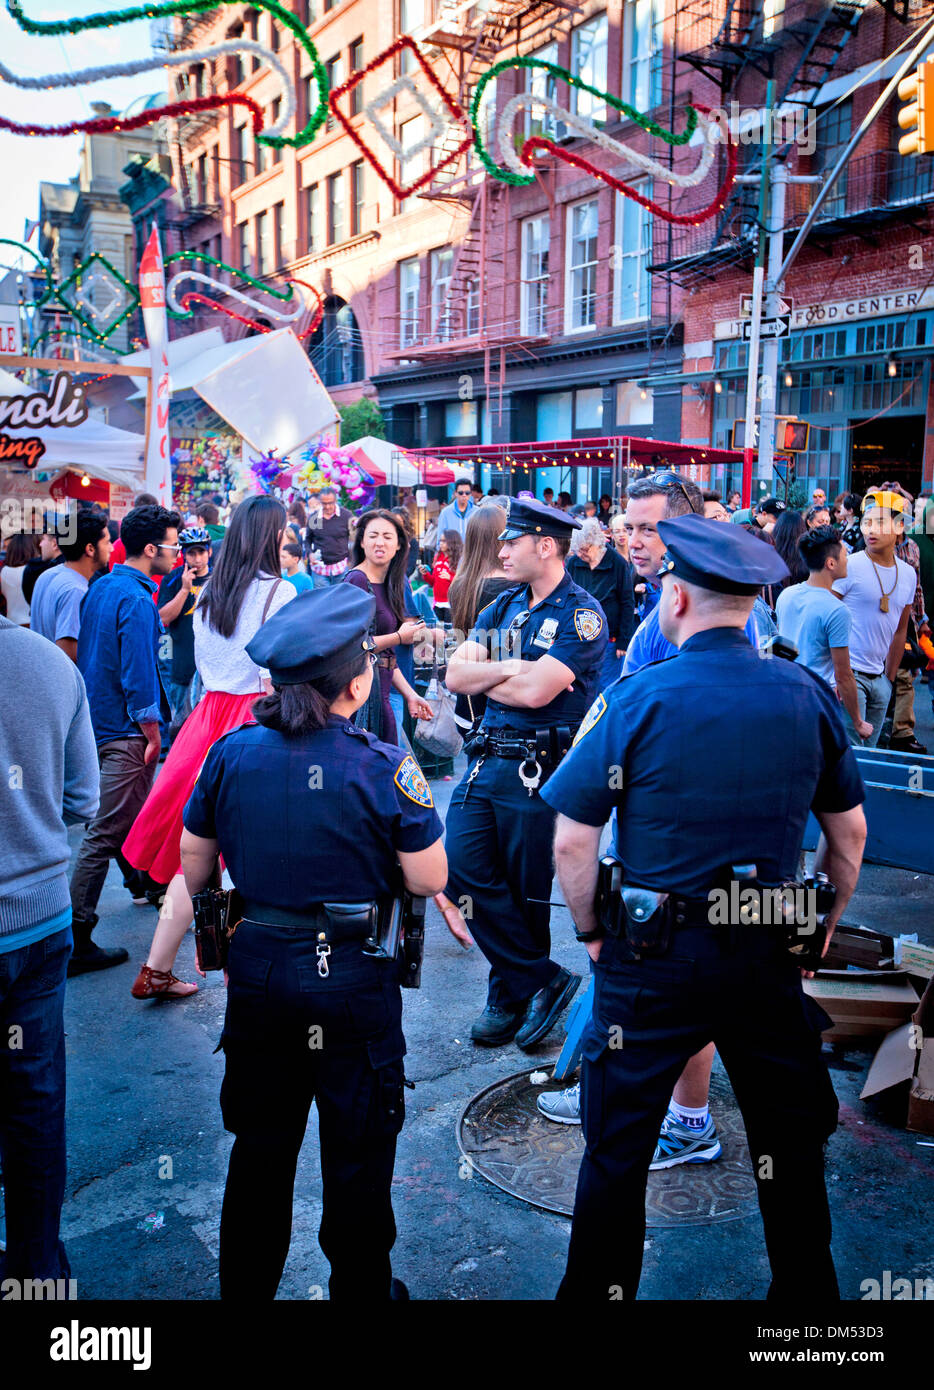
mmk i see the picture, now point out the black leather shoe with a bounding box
[888,735,928,754]
[515,968,582,1050]
[67,943,130,977]
[470,1002,526,1046]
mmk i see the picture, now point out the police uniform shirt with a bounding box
[470,572,609,732]
[623,600,760,675]
[183,715,442,908]
[541,627,865,895]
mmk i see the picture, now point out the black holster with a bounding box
[596,856,672,958]
[362,893,427,989]
[192,888,242,972]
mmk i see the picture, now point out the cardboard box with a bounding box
[803,970,919,1042]
[894,937,934,981]
[823,924,896,972]
[860,976,934,1136]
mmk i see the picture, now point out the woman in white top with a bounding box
[123,495,295,997]
[1,533,39,625]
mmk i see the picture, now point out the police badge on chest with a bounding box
[532,617,559,650]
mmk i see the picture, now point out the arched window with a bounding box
[307,297,364,386]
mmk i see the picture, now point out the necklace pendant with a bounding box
[879,594,889,613]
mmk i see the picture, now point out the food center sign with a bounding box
[714,286,934,340]
[0,372,88,469]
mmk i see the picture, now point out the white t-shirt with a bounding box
[832,551,916,675]
[194,574,295,693]
[0,565,30,625]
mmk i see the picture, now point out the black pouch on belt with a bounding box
[619,887,672,958]
[321,901,380,943]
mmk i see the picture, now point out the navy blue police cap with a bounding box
[498,496,582,541]
[246,584,377,685]
[656,513,789,595]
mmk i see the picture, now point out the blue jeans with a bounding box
[0,925,72,1282]
[842,670,892,748]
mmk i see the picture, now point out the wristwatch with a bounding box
[573,923,604,943]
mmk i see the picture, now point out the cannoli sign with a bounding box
[0,372,89,470]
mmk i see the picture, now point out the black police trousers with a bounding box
[445,754,562,1008]
[557,925,840,1302]
[217,920,406,1301]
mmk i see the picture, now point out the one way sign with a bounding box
[742,314,790,340]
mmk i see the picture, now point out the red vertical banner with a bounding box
[139,227,171,506]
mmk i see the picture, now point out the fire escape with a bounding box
[381,0,583,429]
[650,0,891,289]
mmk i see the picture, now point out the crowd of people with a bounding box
[0,462,931,1303]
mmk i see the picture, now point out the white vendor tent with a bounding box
[0,366,144,489]
[126,327,340,458]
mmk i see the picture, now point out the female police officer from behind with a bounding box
[179,585,447,1301]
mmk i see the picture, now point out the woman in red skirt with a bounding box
[123,495,295,997]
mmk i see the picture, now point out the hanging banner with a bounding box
[139,227,171,505]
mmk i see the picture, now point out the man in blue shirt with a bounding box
[436,476,475,543]
[542,516,866,1300]
[69,504,179,974]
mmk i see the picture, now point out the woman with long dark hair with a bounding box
[1,532,39,625]
[124,494,295,998]
[771,508,808,590]
[342,508,433,742]
[447,502,511,730]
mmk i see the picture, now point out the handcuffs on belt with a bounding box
[463,726,573,796]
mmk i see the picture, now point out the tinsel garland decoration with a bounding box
[54,251,141,341]
[165,252,324,338]
[495,92,719,188]
[522,114,738,226]
[0,92,264,140]
[6,0,328,148]
[0,237,52,305]
[471,55,699,186]
[0,36,295,137]
[329,35,473,199]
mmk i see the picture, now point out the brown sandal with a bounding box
[131,964,199,999]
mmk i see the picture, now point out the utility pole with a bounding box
[739,78,773,508]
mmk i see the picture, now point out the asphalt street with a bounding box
[14,692,934,1302]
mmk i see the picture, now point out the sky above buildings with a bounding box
[0,2,160,254]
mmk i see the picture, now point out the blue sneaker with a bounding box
[649,1114,722,1169]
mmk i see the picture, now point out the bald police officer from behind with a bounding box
[541,515,867,1301]
[180,585,448,1302]
[445,497,608,1049]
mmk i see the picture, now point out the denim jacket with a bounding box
[77,564,170,747]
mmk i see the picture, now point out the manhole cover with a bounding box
[457,1070,759,1227]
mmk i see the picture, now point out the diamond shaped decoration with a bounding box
[55,253,140,340]
[329,34,474,200]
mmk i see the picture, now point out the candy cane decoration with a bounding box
[0,39,298,139]
[495,93,721,189]
[167,270,306,323]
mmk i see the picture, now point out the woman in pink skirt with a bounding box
[123,495,295,997]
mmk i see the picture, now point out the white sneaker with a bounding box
[536,1082,581,1124]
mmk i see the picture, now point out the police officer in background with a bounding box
[445,498,608,1049]
[180,585,448,1301]
[541,516,867,1300]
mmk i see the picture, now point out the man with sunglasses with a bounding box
[69,505,179,974]
[436,477,476,543]
[445,498,608,1048]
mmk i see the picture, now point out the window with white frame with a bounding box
[571,14,608,124]
[525,42,564,141]
[430,247,454,340]
[613,189,651,323]
[466,277,479,336]
[399,257,420,347]
[521,213,550,336]
[399,115,425,210]
[565,199,599,332]
[626,0,662,112]
[400,0,422,73]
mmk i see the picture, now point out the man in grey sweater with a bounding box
[0,616,99,1286]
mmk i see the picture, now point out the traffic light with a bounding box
[897,57,934,157]
[779,419,809,452]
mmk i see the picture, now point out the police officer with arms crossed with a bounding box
[540,516,867,1300]
[180,585,449,1301]
[445,498,608,1049]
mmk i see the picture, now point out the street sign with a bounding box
[742,314,790,340]
[740,294,792,318]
